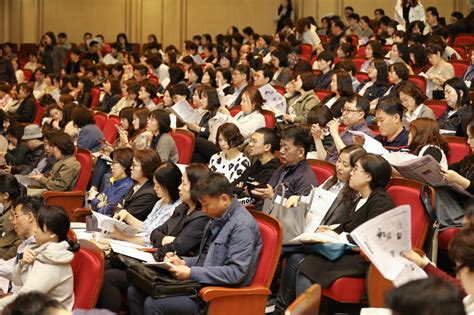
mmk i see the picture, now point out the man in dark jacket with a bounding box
[0,49,16,84]
[128,172,262,315]
[252,125,318,205]
[232,127,281,205]
[11,124,45,175]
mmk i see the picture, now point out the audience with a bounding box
[374,96,409,151]
[284,72,320,124]
[438,78,473,137]
[397,80,436,128]
[0,174,22,260]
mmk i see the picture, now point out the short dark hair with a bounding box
[317,50,334,65]
[331,19,346,31]
[189,65,203,83]
[194,172,233,200]
[134,148,161,179]
[271,49,288,67]
[334,71,354,97]
[184,40,198,52]
[134,64,148,76]
[375,96,404,119]
[370,59,388,86]
[280,125,312,155]
[242,26,254,36]
[255,127,280,153]
[141,82,157,97]
[37,205,79,252]
[0,173,22,201]
[216,123,244,148]
[334,60,357,76]
[443,78,470,107]
[58,32,67,39]
[110,147,134,177]
[347,94,370,118]
[348,13,360,22]
[259,65,274,82]
[7,123,24,141]
[396,80,427,105]
[389,62,409,81]
[385,277,465,315]
[307,105,334,127]
[168,65,185,85]
[426,6,439,19]
[12,195,43,218]
[169,82,190,99]
[43,128,61,143]
[50,132,75,156]
[374,8,385,16]
[451,11,464,20]
[149,109,171,134]
[71,106,94,127]
[344,6,354,12]
[185,164,210,206]
[299,72,315,91]
[154,162,182,203]
[426,43,444,56]
[235,64,251,82]
[357,153,392,189]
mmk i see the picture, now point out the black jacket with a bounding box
[11,144,45,175]
[356,81,389,101]
[232,158,281,196]
[150,203,209,258]
[99,93,121,113]
[121,179,158,221]
[16,96,36,123]
[320,93,349,118]
[77,91,92,108]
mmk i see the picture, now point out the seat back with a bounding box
[74,148,93,191]
[348,35,359,46]
[72,240,104,309]
[23,69,32,81]
[286,284,321,315]
[102,116,121,144]
[249,210,282,288]
[408,75,426,94]
[386,178,432,248]
[355,46,366,58]
[33,101,44,125]
[229,105,242,117]
[444,136,470,164]
[300,44,313,60]
[261,109,276,129]
[355,72,368,83]
[170,129,195,164]
[307,159,335,184]
[352,57,366,71]
[453,33,474,46]
[314,89,332,101]
[450,60,469,77]
[425,100,448,120]
[93,112,108,130]
[452,46,467,60]
[367,124,381,136]
[272,85,286,96]
[90,87,101,109]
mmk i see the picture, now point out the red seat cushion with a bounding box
[94,113,107,130]
[252,218,279,286]
[438,228,461,250]
[102,117,121,144]
[447,142,470,164]
[90,87,101,109]
[321,278,366,303]
[170,130,195,165]
[74,150,92,191]
[72,246,103,309]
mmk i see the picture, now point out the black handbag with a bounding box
[127,261,201,298]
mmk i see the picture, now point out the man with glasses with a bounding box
[0,196,43,292]
[228,64,250,107]
[232,128,281,206]
[252,125,317,207]
[313,94,374,163]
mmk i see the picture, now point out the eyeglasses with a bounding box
[342,108,361,113]
[9,212,27,221]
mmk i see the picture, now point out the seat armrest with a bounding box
[42,190,86,198]
[74,207,92,218]
[199,286,271,301]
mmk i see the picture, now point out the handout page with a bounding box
[171,100,202,125]
[288,230,352,245]
[300,187,338,233]
[350,205,427,285]
[258,84,287,116]
[92,212,141,236]
[110,243,156,262]
[348,130,389,155]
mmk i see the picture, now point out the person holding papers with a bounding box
[273,153,395,314]
[216,87,265,139]
[97,164,210,313]
[373,96,409,151]
[312,94,374,163]
[186,88,220,140]
[283,72,319,124]
[438,78,473,138]
[127,172,262,315]
[270,49,292,87]
[226,64,250,108]
[407,118,449,168]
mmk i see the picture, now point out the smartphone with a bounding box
[246,182,267,191]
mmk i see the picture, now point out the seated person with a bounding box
[147,109,179,163]
[90,148,134,216]
[96,164,210,313]
[186,87,220,140]
[252,125,318,207]
[356,59,389,104]
[407,118,449,168]
[438,78,473,137]
[396,80,436,129]
[271,49,292,87]
[118,149,160,221]
[10,124,45,175]
[374,96,409,151]
[0,174,22,260]
[0,205,79,310]
[30,132,81,192]
[306,104,335,159]
[2,124,28,167]
[232,128,281,204]
[313,94,374,163]
[71,106,104,153]
[425,43,455,99]
[209,123,250,183]
[313,50,334,90]
[15,84,36,124]
[273,153,395,313]
[283,72,319,124]
[318,70,355,118]
[127,172,262,315]
[385,277,466,315]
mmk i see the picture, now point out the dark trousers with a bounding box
[90,157,111,190]
[96,262,129,313]
[128,285,199,315]
[191,137,219,164]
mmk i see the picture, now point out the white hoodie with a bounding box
[0,241,75,310]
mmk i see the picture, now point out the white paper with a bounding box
[360,308,393,315]
[440,129,456,135]
[258,84,287,116]
[171,100,202,125]
[0,276,9,294]
[301,187,338,233]
[110,243,156,262]
[92,212,141,236]
[350,205,427,284]
[348,130,389,155]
